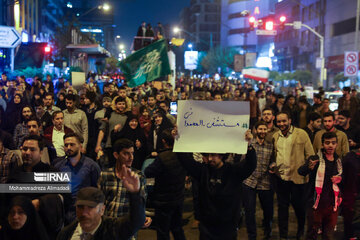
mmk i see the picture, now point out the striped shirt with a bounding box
[243,138,274,190]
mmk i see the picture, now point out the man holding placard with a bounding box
[177,130,256,240]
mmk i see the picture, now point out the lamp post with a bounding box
[77,3,111,19]
[173,27,210,47]
[286,21,325,87]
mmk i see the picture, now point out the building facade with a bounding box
[180,0,221,51]
[274,0,360,87]
[221,0,277,53]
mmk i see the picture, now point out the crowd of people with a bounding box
[0,71,360,240]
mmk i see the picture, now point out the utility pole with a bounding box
[355,0,360,51]
[286,21,325,87]
[354,0,360,85]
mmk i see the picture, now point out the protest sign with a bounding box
[71,72,86,90]
[173,100,250,154]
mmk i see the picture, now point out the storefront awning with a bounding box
[66,44,111,57]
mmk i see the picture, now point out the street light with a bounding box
[188,43,193,51]
[78,3,111,19]
[285,21,325,87]
[102,3,110,11]
[119,44,125,50]
[173,27,210,47]
[173,27,180,34]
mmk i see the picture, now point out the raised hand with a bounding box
[245,129,253,142]
[121,164,140,193]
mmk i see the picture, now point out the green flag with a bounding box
[119,39,171,87]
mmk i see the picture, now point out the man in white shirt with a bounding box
[44,111,73,157]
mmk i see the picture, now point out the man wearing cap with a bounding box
[56,165,145,240]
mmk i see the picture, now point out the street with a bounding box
[138,192,346,239]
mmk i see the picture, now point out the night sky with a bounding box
[114,0,190,53]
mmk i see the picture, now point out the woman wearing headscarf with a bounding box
[111,114,148,170]
[4,93,24,134]
[0,195,50,240]
[148,109,174,157]
[56,92,67,111]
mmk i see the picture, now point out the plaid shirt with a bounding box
[0,149,20,183]
[98,167,146,217]
[243,138,274,190]
[13,123,29,148]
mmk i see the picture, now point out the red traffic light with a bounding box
[44,46,51,53]
[249,16,256,23]
[280,16,286,22]
[265,21,274,31]
[249,16,256,31]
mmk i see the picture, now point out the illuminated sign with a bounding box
[184,51,199,70]
[80,28,103,33]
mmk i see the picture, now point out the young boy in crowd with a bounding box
[298,132,342,240]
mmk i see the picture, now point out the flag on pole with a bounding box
[242,67,270,82]
[119,39,171,87]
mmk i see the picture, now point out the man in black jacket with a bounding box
[56,165,145,240]
[145,129,186,240]
[178,130,257,240]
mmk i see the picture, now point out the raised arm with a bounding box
[232,146,257,181]
[112,165,145,239]
[177,153,203,180]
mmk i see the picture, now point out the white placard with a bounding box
[71,72,86,89]
[173,100,250,154]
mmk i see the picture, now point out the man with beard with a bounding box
[44,111,73,158]
[313,111,349,158]
[13,105,34,148]
[26,116,56,164]
[42,93,60,129]
[147,95,158,117]
[63,94,88,153]
[54,132,101,225]
[261,107,278,143]
[271,111,314,240]
[303,112,322,143]
[83,91,98,160]
[243,121,275,240]
[178,131,256,240]
[337,110,360,150]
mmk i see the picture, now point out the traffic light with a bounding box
[44,46,51,53]
[249,16,256,31]
[279,16,286,30]
[257,19,263,30]
[44,45,51,61]
[265,21,274,31]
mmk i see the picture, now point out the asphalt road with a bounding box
[138,192,346,239]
